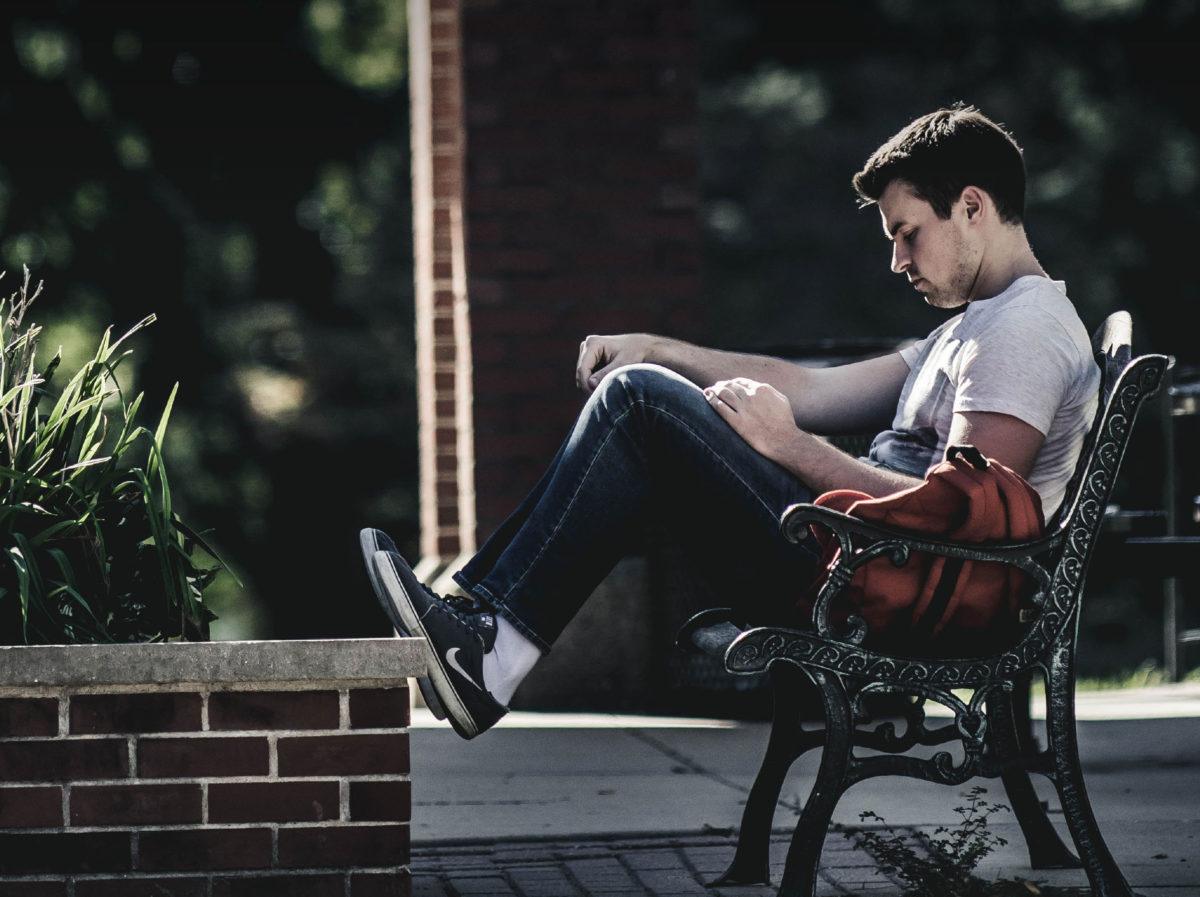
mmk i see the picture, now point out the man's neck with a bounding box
[968,228,1048,302]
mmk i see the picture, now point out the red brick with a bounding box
[0,739,128,782]
[430,20,458,42]
[468,339,508,365]
[349,689,409,730]
[76,879,206,897]
[433,173,462,199]
[0,831,131,873]
[351,872,412,897]
[470,248,554,274]
[212,875,345,897]
[349,780,410,822]
[137,828,272,872]
[69,693,201,735]
[432,153,462,180]
[0,698,59,736]
[436,534,461,556]
[70,783,201,826]
[431,47,461,69]
[0,785,62,827]
[469,185,557,213]
[277,734,408,776]
[498,275,610,303]
[208,691,339,731]
[208,781,340,823]
[277,823,408,868]
[561,69,647,92]
[0,882,69,896]
[137,737,268,778]
[471,308,560,337]
[567,246,654,270]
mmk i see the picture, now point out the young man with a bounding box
[362,104,1100,740]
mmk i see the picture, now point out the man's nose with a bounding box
[891,242,909,274]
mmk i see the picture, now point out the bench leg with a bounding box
[712,662,818,887]
[778,668,852,897]
[1046,642,1134,897]
[987,687,1081,870]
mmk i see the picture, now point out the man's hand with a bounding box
[704,377,798,462]
[576,333,657,394]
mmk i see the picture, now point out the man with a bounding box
[362,104,1100,740]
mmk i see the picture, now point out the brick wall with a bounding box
[410,0,702,566]
[462,0,702,540]
[0,685,411,896]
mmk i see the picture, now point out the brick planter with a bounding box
[0,637,424,896]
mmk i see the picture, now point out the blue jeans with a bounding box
[452,364,819,652]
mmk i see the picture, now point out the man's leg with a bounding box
[372,363,820,738]
[457,364,818,642]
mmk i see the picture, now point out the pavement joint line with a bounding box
[497,863,530,897]
[557,848,602,897]
[412,830,805,852]
[623,727,805,812]
[671,840,713,888]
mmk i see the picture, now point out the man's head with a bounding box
[852,105,1029,308]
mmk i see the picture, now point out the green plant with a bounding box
[0,269,226,644]
[839,786,1087,896]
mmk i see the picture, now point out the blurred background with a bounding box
[1,0,1197,703]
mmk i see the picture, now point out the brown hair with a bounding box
[852,104,1026,224]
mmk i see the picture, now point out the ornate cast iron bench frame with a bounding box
[677,312,1167,897]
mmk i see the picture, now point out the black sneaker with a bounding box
[358,527,448,721]
[372,548,508,739]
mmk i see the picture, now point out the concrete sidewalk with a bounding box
[409,686,1200,896]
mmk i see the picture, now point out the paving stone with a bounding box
[446,875,516,895]
[409,830,1198,896]
[410,878,453,897]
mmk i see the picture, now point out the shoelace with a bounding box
[421,583,490,626]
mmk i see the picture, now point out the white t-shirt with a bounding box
[867,275,1100,519]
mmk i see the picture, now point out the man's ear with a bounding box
[959,186,986,223]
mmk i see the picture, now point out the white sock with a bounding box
[481,616,541,706]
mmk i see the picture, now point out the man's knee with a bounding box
[596,363,698,410]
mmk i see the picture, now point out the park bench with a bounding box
[677,311,1168,897]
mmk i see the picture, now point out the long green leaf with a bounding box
[147,383,179,481]
[0,376,42,409]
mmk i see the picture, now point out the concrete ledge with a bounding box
[0,637,426,693]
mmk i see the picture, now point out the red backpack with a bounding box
[799,445,1045,655]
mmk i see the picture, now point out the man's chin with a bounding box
[923,290,968,310]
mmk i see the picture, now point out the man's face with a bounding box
[878,180,979,309]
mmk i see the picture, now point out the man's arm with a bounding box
[578,333,910,434]
[706,381,1045,499]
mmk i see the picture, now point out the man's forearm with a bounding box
[648,336,808,395]
[768,428,921,498]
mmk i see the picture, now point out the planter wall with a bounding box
[0,637,425,896]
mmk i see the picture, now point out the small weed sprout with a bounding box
[838,786,1085,896]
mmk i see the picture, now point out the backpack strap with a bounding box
[946,444,989,471]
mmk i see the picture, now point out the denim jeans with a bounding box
[452,363,820,652]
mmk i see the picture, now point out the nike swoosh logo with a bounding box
[446,647,485,692]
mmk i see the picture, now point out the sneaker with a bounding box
[358,527,448,721]
[372,548,508,739]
